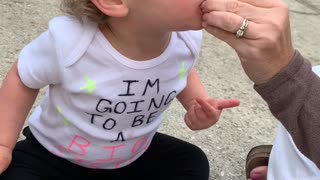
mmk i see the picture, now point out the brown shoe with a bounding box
[245,145,272,179]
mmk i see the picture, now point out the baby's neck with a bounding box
[100,23,172,61]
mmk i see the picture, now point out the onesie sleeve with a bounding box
[187,30,203,56]
[17,30,61,89]
[177,30,203,59]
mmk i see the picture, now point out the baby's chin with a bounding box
[171,17,204,31]
[191,15,205,30]
[187,21,205,31]
[192,23,205,30]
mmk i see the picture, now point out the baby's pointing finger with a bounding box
[213,99,240,110]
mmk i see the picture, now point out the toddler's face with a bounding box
[129,0,205,31]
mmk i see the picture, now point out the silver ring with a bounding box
[236,19,249,38]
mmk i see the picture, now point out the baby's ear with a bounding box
[91,0,128,17]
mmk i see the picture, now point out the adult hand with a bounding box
[201,0,295,85]
[0,145,12,175]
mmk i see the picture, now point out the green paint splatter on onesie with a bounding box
[80,75,96,95]
[179,62,187,81]
[56,106,70,126]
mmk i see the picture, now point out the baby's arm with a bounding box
[177,68,239,130]
[177,68,209,110]
[0,62,39,174]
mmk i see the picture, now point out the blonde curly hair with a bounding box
[60,0,109,25]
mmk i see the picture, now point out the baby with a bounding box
[0,0,239,179]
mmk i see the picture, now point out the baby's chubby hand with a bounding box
[184,98,240,130]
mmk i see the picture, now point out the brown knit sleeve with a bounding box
[254,50,320,168]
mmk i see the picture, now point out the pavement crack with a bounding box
[295,0,320,15]
[290,10,320,16]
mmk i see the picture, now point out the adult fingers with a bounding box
[204,25,250,52]
[238,0,282,8]
[203,11,261,39]
[201,0,266,18]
